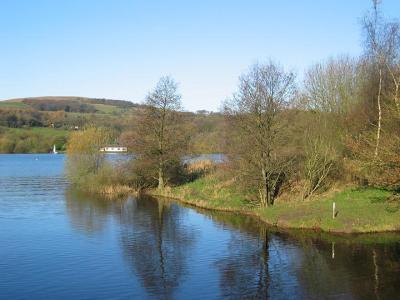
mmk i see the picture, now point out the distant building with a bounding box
[100,146,128,153]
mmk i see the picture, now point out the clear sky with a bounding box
[0,0,399,111]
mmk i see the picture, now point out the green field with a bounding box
[93,104,123,114]
[0,101,29,108]
[5,127,69,138]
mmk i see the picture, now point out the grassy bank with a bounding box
[150,172,400,234]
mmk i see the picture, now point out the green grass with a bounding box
[6,127,69,138]
[93,104,122,114]
[151,172,400,234]
[259,188,398,233]
[0,101,29,108]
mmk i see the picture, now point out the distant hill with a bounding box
[2,96,139,113]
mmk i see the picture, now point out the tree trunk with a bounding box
[158,164,164,189]
[395,83,400,116]
[158,107,166,190]
[374,68,383,159]
[266,183,272,207]
[260,167,268,207]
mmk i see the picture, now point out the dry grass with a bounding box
[186,159,215,174]
[97,184,136,199]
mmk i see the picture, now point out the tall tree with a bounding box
[130,76,187,189]
[224,61,296,207]
[362,0,400,157]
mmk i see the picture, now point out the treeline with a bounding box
[0,127,67,153]
[224,2,400,206]
[0,107,45,127]
[0,107,93,129]
[24,99,97,113]
[84,98,137,108]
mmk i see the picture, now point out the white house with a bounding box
[100,146,128,153]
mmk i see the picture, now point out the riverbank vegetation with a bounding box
[65,126,133,197]
[151,166,400,233]
[63,1,400,232]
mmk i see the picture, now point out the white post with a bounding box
[332,202,336,219]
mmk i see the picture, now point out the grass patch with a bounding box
[0,101,29,108]
[259,187,397,233]
[93,104,122,114]
[6,127,69,138]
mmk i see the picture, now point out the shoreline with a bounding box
[148,182,400,235]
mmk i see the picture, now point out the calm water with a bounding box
[1,155,400,299]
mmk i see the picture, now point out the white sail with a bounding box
[53,145,58,154]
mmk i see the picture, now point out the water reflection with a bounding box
[65,191,195,299]
[120,196,195,299]
[215,226,270,299]
[64,190,400,299]
[292,236,400,299]
[186,208,400,299]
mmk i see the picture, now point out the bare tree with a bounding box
[130,76,187,189]
[304,56,359,115]
[363,0,400,157]
[225,61,296,207]
[300,57,359,197]
[302,132,336,199]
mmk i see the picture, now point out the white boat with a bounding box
[52,145,58,154]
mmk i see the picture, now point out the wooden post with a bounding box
[332,202,336,219]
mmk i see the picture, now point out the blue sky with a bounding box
[0,0,399,111]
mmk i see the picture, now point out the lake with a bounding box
[1,154,399,299]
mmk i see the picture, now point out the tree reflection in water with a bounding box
[65,190,195,299]
[119,196,195,299]
[65,189,114,234]
[215,225,270,299]
[65,190,400,299]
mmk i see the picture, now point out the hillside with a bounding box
[0,96,224,154]
[1,96,139,113]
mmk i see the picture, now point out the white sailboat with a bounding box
[52,144,58,154]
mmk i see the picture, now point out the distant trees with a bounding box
[0,127,67,154]
[128,76,188,189]
[224,62,296,206]
[0,108,44,128]
[23,99,97,113]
